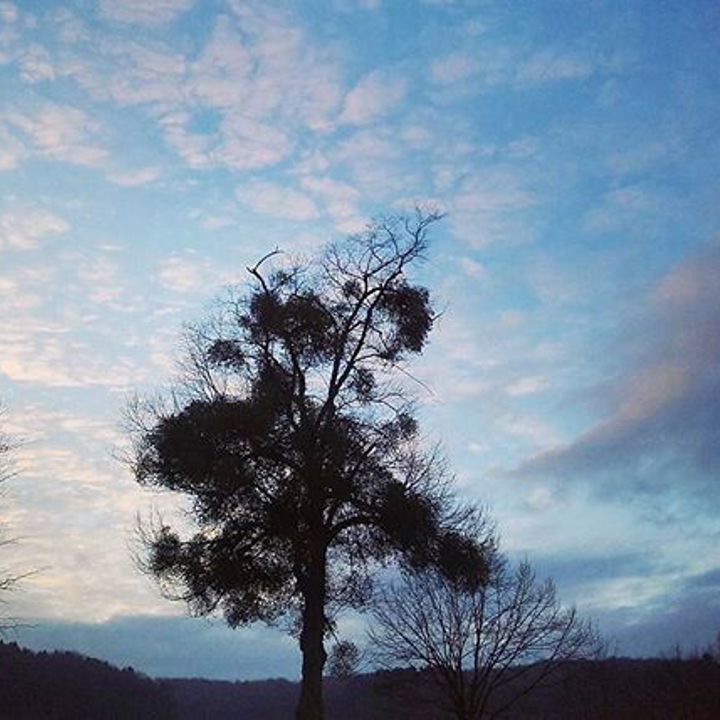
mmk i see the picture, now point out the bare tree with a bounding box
[369,556,601,720]
[0,412,22,635]
[0,565,22,636]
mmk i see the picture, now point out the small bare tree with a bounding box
[0,413,14,487]
[369,556,600,720]
[0,414,22,635]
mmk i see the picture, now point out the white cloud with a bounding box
[189,15,253,109]
[199,215,235,231]
[400,124,434,149]
[0,248,156,390]
[583,185,653,233]
[157,111,210,168]
[216,113,291,170]
[500,310,526,328]
[77,41,188,107]
[0,2,18,24]
[156,252,248,295]
[236,180,318,222]
[74,255,125,305]
[460,45,519,88]
[0,331,142,388]
[606,142,669,176]
[99,0,195,26]
[428,45,594,92]
[606,186,651,210]
[340,70,406,125]
[52,8,88,44]
[454,178,534,213]
[160,110,293,171]
[336,129,398,162]
[462,18,486,37]
[430,52,478,85]
[0,2,20,27]
[524,485,561,512]
[500,413,560,448]
[414,314,496,403]
[0,206,69,251]
[214,6,342,131]
[293,150,331,176]
[332,129,412,198]
[449,168,537,247]
[67,6,341,130]
[51,7,342,173]
[516,50,593,84]
[18,44,55,83]
[506,375,551,397]
[156,254,211,294]
[459,257,487,279]
[506,136,539,159]
[0,5,21,66]
[5,103,107,167]
[120,42,188,96]
[108,166,161,187]
[301,175,361,225]
[0,123,26,170]
[0,400,176,621]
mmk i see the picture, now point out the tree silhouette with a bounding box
[0,405,32,637]
[326,640,361,680]
[0,411,22,635]
[369,555,601,720]
[128,211,489,720]
[0,420,11,484]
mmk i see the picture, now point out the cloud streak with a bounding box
[516,243,720,509]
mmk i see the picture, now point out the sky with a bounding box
[1,0,719,680]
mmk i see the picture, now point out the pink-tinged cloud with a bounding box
[516,243,720,506]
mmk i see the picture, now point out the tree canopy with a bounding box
[129,211,490,720]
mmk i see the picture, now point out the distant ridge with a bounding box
[162,658,720,720]
[0,641,176,719]
[2,641,718,719]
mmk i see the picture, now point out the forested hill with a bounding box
[163,659,720,720]
[1,641,719,719]
[0,641,177,719]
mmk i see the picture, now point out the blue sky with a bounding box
[1,0,719,679]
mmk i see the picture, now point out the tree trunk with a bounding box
[295,546,327,720]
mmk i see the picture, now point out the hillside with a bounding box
[163,659,720,720]
[0,642,177,720]
[1,641,719,719]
